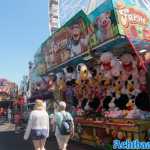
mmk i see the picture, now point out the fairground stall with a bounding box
[0,78,18,120]
[36,0,150,148]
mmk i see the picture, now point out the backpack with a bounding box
[59,113,73,135]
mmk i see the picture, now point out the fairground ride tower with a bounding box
[48,0,59,34]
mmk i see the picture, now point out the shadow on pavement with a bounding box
[0,131,98,150]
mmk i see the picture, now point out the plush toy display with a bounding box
[114,94,129,110]
[51,48,149,120]
[123,95,147,119]
[101,77,112,97]
[56,72,66,91]
[111,58,122,78]
[63,66,76,85]
[100,52,114,79]
[56,72,66,100]
[112,76,123,98]
[122,75,140,98]
[76,63,90,81]
[120,53,139,81]
[103,94,128,118]
[48,73,57,91]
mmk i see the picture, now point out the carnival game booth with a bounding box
[39,0,150,148]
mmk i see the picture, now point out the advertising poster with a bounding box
[42,11,93,69]
[114,0,150,41]
[88,0,119,45]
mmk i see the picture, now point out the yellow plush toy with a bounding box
[80,64,89,81]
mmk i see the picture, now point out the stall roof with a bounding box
[130,39,150,52]
[92,35,132,56]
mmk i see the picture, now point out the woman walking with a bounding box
[24,99,49,150]
[55,101,74,150]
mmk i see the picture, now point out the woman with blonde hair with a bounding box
[24,99,49,150]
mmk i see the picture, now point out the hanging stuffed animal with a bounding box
[101,77,112,96]
[111,58,122,78]
[99,52,114,79]
[63,65,76,86]
[48,73,57,91]
[56,72,66,100]
[56,72,66,91]
[76,63,90,81]
[125,96,145,119]
[112,78,123,98]
[111,59,123,98]
[89,68,102,98]
[114,94,129,118]
[122,75,140,99]
[120,53,139,81]
[103,94,124,118]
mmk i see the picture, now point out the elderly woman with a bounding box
[55,101,74,150]
[24,99,49,150]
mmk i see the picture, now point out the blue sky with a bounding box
[0,0,49,85]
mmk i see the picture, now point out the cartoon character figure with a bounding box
[63,66,76,85]
[76,63,90,81]
[103,95,124,118]
[68,24,89,57]
[95,12,113,42]
[122,75,140,98]
[125,97,145,119]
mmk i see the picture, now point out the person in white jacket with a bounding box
[24,99,49,150]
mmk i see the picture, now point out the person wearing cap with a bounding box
[24,99,49,150]
[54,101,74,150]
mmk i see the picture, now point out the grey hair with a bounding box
[59,101,66,110]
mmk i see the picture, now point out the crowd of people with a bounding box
[23,99,74,150]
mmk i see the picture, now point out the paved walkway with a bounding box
[0,123,15,132]
[0,122,98,150]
